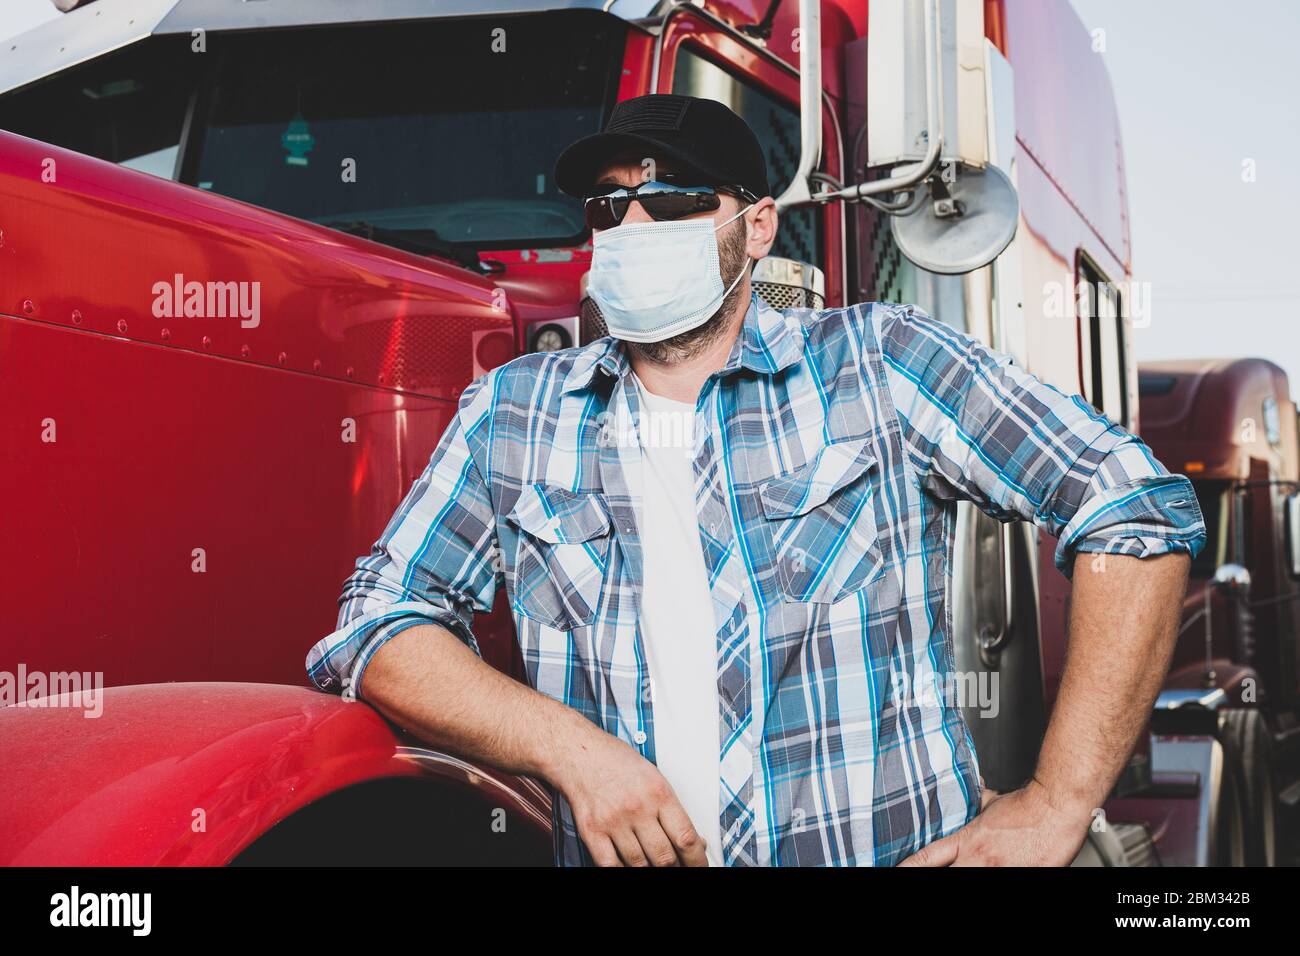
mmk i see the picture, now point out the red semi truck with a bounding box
[0,0,1270,865]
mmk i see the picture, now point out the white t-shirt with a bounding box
[632,372,724,866]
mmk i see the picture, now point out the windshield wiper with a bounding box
[320,219,483,272]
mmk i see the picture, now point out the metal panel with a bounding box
[1150,736,1224,867]
[867,0,989,170]
[0,0,179,97]
[1003,0,1131,269]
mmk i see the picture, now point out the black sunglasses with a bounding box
[583,181,757,231]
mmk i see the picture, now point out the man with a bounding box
[306,94,1205,866]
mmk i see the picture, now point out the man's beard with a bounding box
[626,217,751,366]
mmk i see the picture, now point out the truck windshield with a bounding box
[190,14,622,250]
[0,12,623,253]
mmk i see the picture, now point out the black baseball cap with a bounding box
[554,93,769,200]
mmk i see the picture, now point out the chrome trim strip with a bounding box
[1154,688,1229,711]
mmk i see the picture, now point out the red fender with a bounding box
[0,682,551,865]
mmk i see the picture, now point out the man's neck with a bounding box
[626,282,751,405]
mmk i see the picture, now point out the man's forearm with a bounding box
[1033,551,1191,819]
[356,622,709,865]
[360,623,587,781]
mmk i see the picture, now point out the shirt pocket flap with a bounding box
[509,483,611,544]
[760,438,878,519]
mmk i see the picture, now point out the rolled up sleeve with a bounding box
[305,378,501,698]
[878,303,1206,576]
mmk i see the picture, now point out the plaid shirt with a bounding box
[306,295,1205,866]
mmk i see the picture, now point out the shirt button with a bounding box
[633,730,647,745]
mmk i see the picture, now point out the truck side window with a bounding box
[0,37,194,179]
[1077,253,1129,427]
[672,47,824,271]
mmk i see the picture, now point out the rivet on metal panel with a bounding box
[71,309,82,325]
[22,299,34,314]
[202,336,212,349]
[346,367,355,378]
[161,328,171,342]
[277,351,288,366]
[240,344,251,358]
[116,319,128,334]
[312,359,322,372]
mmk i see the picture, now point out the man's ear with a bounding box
[745,197,779,260]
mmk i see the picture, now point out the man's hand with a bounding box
[361,624,709,867]
[899,779,1090,866]
[902,551,1189,867]
[548,719,709,867]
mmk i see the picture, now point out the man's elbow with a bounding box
[1070,548,1194,627]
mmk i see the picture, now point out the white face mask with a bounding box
[586,204,751,343]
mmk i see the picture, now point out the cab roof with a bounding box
[1139,358,1298,482]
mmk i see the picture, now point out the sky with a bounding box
[1069,0,1300,387]
[3,0,1299,385]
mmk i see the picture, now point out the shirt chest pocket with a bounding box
[506,483,612,630]
[758,438,887,604]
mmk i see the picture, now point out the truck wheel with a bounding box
[1219,708,1277,866]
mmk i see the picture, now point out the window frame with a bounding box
[1075,249,1130,428]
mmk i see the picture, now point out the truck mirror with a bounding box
[797,0,1020,276]
[890,162,1018,275]
[1286,494,1300,579]
[1211,562,1252,596]
[871,0,1018,275]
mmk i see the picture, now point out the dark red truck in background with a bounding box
[1107,359,1300,866]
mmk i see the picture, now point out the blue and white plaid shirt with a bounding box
[306,294,1205,866]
